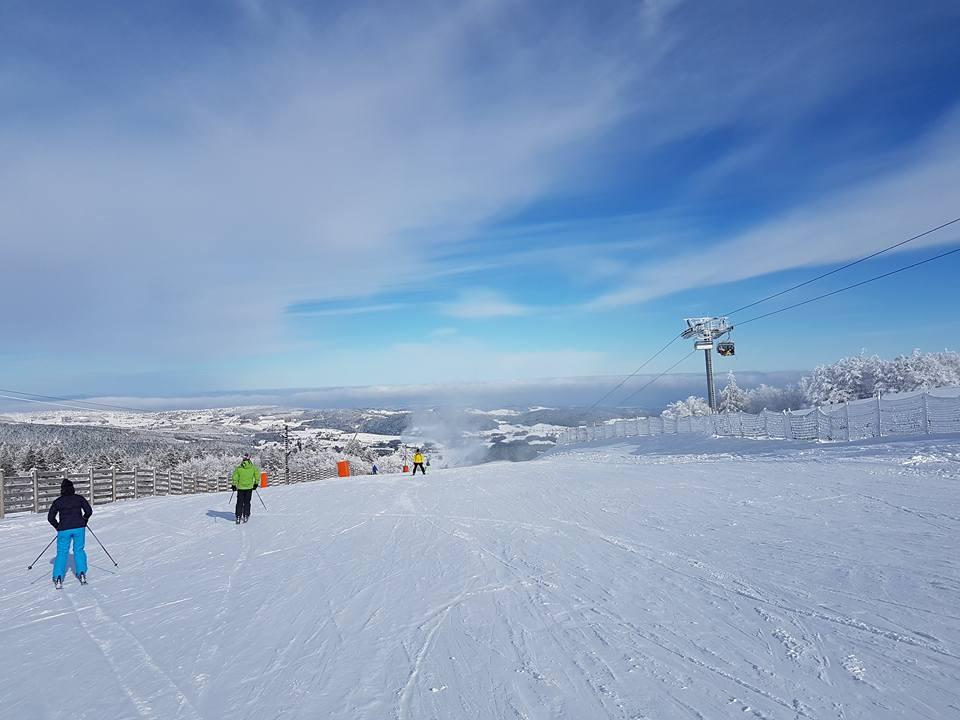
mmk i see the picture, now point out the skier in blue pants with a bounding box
[47,479,93,589]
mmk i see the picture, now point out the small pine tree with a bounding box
[0,444,16,475]
[20,445,39,472]
[718,372,748,413]
[44,444,66,471]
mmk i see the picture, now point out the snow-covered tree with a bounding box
[661,396,712,418]
[802,350,960,405]
[19,445,42,471]
[44,444,67,470]
[718,372,748,413]
[0,444,16,475]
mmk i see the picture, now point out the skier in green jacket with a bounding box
[231,453,261,524]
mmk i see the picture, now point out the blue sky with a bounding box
[2,1,960,408]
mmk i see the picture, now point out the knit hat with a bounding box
[61,478,75,495]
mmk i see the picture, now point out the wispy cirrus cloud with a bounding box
[0,0,651,354]
[3,1,959,396]
[286,303,405,318]
[442,289,532,319]
[587,110,960,309]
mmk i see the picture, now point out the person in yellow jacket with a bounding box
[231,453,261,524]
[412,449,426,475]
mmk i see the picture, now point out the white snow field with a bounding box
[2,435,959,720]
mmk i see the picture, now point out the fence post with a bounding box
[111,468,116,503]
[89,467,95,505]
[0,469,4,519]
[783,410,792,440]
[152,467,157,496]
[844,401,850,442]
[739,412,745,438]
[922,392,930,434]
[815,406,822,441]
[876,393,882,437]
[32,469,39,513]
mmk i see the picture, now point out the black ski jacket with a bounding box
[47,493,93,531]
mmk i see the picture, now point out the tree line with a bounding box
[663,349,960,417]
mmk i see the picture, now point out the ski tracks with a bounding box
[191,525,253,691]
[67,587,204,720]
[397,606,452,720]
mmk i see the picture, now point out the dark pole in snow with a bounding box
[27,535,57,570]
[86,525,119,567]
[284,424,290,484]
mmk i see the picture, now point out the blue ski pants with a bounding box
[52,528,87,579]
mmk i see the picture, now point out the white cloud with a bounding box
[442,289,531,319]
[3,1,959,392]
[588,108,960,309]
[287,303,404,318]
[0,0,645,356]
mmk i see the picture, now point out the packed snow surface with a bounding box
[2,434,959,719]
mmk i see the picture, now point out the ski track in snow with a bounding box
[1,434,959,719]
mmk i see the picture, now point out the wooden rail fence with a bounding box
[0,465,355,519]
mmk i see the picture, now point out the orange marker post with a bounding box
[260,472,268,488]
[337,460,350,478]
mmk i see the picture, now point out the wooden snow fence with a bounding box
[0,463,356,519]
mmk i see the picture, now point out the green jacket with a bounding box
[232,460,261,490]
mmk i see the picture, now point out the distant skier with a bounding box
[412,449,426,475]
[47,478,93,589]
[231,453,261,524]
[371,463,379,475]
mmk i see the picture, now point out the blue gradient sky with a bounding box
[2,1,960,406]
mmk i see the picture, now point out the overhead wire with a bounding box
[0,388,145,413]
[734,243,960,328]
[586,332,684,410]
[615,350,698,407]
[723,216,960,317]
[0,392,125,413]
[595,215,960,409]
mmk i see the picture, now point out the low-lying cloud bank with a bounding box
[0,371,805,413]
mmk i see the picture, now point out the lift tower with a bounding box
[681,317,733,411]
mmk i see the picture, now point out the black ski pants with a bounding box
[236,488,253,518]
[412,463,426,475]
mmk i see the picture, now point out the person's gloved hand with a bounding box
[231,485,237,491]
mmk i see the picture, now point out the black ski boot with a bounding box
[242,515,249,523]
[236,515,241,525]
[78,573,87,585]
[54,576,63,590]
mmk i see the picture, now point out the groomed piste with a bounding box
[2,434,959,719]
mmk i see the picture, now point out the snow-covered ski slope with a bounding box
[2,435,959,719]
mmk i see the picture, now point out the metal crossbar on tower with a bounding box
[681,317,733,411]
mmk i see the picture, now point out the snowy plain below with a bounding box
[1,434,959,720]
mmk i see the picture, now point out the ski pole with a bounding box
[86,526,119,567]
[27,536,57,570]
[228,488,235,508]
[254,487,267,510]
